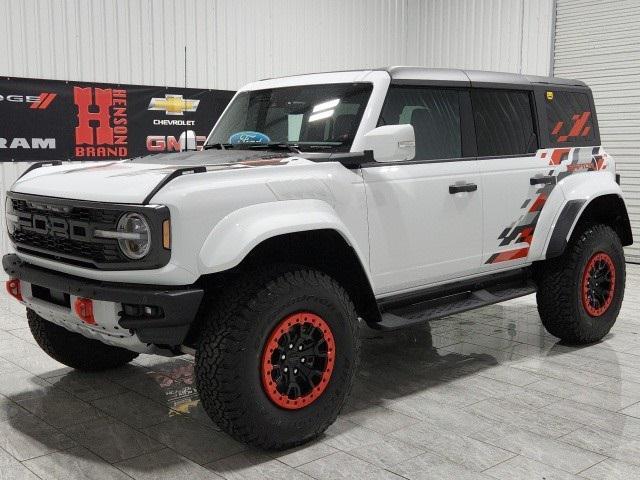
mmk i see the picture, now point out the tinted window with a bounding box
[546,90,596,147]
[379,87,461,160]
[471,89,537,156]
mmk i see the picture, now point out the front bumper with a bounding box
[3,254,204,348]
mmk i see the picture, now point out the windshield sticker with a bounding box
[229,131,271,145]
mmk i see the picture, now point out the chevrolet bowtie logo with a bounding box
[148,94,200,116]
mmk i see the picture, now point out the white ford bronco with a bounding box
[3,67,633,449]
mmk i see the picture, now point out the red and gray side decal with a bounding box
[485,146,608,264]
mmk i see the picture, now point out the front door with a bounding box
[364,86,483,295]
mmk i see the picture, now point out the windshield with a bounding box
[206,83,373,152]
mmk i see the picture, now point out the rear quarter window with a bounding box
[471,89,538,157]
[546,90,597,147]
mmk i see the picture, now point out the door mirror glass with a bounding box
[361,124,415,162]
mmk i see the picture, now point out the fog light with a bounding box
[74,298,95,325]
[122,303,163,318]
[5,279,22,302]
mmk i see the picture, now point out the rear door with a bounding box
[477,87,601,270]
[363,86,483,295]
[474,88,551,269]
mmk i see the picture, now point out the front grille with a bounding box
[9,196,127,268]
[6,193,171,271]
[13,230,122,264]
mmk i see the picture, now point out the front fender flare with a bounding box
[197,199,369,275]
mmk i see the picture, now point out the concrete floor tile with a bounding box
[63,418,163,463]
[0,464,41,480]
[390,450,495,480]
[477,364,544,386]
[46,371,128,402]
[141,416,245,465]
[17,390,107,428]
[561,426,640,465]
[346,437,424,469]
[389,421,515,471]
[465,397,582,438]
[0,414,76,461]
[118,448,222,480]
[484,455,582,480]
[274,441,339,468]
[298,451,401,480]
[580,458,640,480]
[207,451,311,480]
[23,446,132,480]
[470,424,605,473]
[91,391,173,429]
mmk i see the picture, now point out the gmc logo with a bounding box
[19,214,90,241]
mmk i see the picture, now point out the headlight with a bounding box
[116,213,151,260]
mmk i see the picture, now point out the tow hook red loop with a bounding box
[74,298,96,325]
[5,279,22,302]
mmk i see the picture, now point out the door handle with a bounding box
[530,175,556,186]
[449,183,478,194]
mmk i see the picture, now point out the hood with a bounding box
[11,149,294,204]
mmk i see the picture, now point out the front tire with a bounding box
[27,309,139,370]
[195,266,360,450]
[536,224,625,344]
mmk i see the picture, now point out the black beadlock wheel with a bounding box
[194,265,360,450]
[536,224,626,344]
[27,309,139,371]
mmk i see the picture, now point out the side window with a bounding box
[378,86,461,160]
[471,89,537,157]
[546,90,596,146]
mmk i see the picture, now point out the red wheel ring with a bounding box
[261,312,335,410]
[581,252,616,317]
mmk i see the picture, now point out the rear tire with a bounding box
[195,265,360,450]
[27,309,139,370]
[536,224,625,344]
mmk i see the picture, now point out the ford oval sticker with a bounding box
[228,131,271,145]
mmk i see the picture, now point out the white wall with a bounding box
[0,0,554,255]
[0,0,554,90]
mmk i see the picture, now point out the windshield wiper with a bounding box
[203,143,233,150]
[244,142,302,154]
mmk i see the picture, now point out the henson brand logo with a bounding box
[74,87,128,157]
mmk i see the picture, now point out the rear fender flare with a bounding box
[540,173,630,259]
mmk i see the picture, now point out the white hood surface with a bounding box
[11,150,294,204]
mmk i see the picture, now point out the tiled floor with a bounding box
[0,266,639,480]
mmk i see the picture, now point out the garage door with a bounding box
[553,0,640,263]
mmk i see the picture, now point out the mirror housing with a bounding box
[361,124,415,163]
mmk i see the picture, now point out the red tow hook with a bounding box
[74,298,96,325]
[5,279,22,302]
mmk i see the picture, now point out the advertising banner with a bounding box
[0,77,235,162]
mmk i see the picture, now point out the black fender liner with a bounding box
[546,199,586,259]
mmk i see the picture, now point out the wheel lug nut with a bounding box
[301,357,305,363]
[281,354,286,360]
[298,345,303,351]
[293,368,298,374]
[289,344,293,349]
[284,367,288,373]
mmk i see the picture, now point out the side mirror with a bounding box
[361,124,415,162]
[179,130,197,151]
